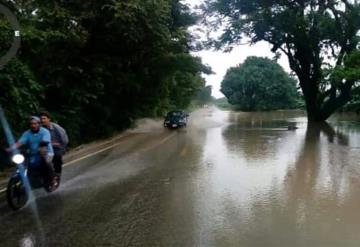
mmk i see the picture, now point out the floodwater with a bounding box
[191,109,360,246]
[0,108,359,247]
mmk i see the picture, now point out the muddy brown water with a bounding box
[0,108,359,247]
[191,109,360,246]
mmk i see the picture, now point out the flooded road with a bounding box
[0,108,359,246]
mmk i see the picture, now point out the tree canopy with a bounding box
[203,0,360,121]
[221,57,299,111]
[0,0,208,144]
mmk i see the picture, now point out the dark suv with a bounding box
[164,110,189,129]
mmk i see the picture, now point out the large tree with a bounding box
[203,0,360,121]
[222,57,299,111]
[0,0,208,143]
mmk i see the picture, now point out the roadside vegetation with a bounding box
[213,98,233,110]
[1,1,360,170]
[203,0,360,121]
[0,0,210,147]
[221,57,300,111]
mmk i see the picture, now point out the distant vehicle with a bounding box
[164,110,189,129]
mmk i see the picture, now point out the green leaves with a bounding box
[332,50,360,82]
[203,0,360,120]
[0,14,13,58]
[0,59,42,133]
[221,57,299,111]
[0,0,205,143]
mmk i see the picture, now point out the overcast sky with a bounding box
[183,0,290,98]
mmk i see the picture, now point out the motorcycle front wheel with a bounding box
[6,176,28,210]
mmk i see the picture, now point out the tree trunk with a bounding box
[305,104,326,122]
[302,81,326,122]
[302,82,352,122]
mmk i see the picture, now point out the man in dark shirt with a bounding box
[40,111,69,176]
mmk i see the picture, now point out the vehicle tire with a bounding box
[6,176,28,211]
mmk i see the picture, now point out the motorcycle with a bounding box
[6,148,60,211]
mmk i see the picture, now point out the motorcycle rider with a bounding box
[39,111,69,176]
[7,116,56,189]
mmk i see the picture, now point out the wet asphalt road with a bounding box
[0,107,360,247]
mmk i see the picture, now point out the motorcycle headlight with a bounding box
[12,154,25,165]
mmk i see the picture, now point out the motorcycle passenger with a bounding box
[39,111,69,176]
[8,116,56,190]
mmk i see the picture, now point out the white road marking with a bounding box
[63,141,123,168]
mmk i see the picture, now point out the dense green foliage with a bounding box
[194,85,213,105]
[203,0,360,121]
[221,57,299,111]
[0,0,208,145]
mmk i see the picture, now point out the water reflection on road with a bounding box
[192,109,360,246]
[0,108,359,246]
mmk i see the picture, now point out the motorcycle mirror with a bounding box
[12,154,25,165]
